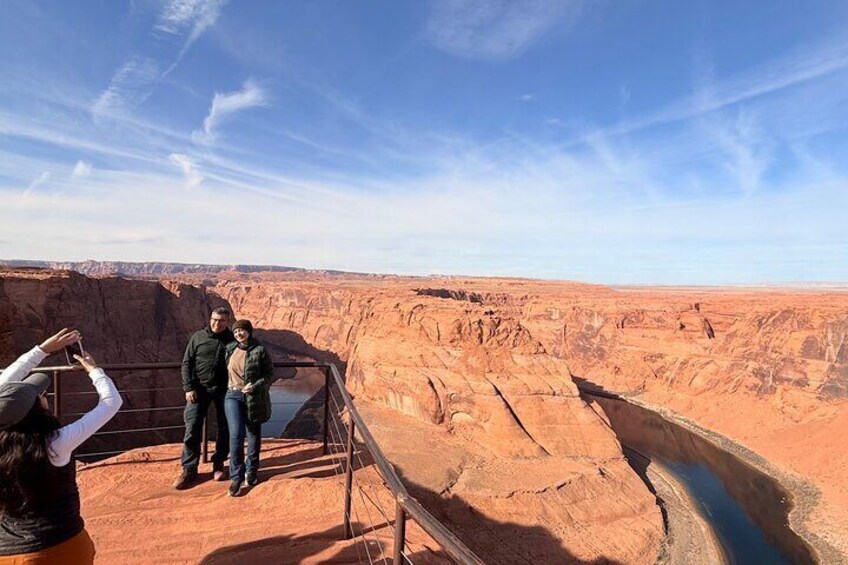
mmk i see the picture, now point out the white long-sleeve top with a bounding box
[0,346,123,466]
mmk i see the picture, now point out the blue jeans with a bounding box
[224,390,262,482]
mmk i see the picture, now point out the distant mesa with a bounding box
[0,259,371,279]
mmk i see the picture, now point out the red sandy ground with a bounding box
[78,440,448,565]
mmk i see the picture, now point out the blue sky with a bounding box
[1,0,847,284]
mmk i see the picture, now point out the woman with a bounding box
[224,319,273,497]
[0,328,122,564]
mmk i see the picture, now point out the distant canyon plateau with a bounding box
[0,260,846,564]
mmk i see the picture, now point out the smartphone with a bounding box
[64,340,85,365]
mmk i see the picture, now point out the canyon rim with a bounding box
[2,262,846,563]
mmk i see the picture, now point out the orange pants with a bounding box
[0,530,95,565]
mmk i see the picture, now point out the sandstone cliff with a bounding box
[1,267,665,563]
[215,274,848,561]
[516,285,848,559]
[9,262,846,561]
[0,267,230,455]
[221,278,665,564]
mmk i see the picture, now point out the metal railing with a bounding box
[13,360,484,565]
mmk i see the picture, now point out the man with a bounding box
[173,307,235,489]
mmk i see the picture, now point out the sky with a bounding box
[1,0,847,284]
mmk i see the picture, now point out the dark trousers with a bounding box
[180,387,229,470]
[224,390,262,482]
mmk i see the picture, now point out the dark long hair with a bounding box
[0,401,61,514]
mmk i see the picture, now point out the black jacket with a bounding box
[225,338,274,424]
[181,326,235,394]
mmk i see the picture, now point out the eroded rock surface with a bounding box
[219,277,666,563]
[0,267,230,455]
[7,263,846,562]
[215,274,848,562]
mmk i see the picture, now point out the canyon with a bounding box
[214,272,848,563]
[1,262,846,563]
[0,267,229,455]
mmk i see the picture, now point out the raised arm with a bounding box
[49,353,122,467]
[0,328,80,386]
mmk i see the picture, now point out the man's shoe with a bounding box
[172,469,198,490]
[246,471,258,487]
[212,462,226,482]
[228,479,243,497]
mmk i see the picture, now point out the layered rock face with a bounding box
[221,278,664,564]
[1,267,665,562]
[8,262,846,561]
[515,285,848,558]
[217,274,848,561]
[0,267,230,455]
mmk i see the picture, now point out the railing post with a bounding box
[393,500,407,565]
[343,415,355,539]
[323,367,331,455]
[201,412,209,464]
[52,370,61,420]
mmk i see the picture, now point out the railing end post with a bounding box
[201,412,209,464]
[52,370,61,420]
[343,415,355,540]
[393,501,407,565]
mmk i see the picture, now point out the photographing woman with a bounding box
[224,319,273,497]
[0,328,122,564]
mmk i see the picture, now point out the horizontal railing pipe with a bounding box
[27,360,322,374]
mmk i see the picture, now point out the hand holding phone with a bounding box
[65,340,85,366]
[73,352,98,373]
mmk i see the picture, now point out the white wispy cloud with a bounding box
[169,153,204,187]
[92,0,226,120]
[594,36,848,142]
[17,171,51,206]
[92,57,160,120]
[72,160,92,178]
[26,171,51,192]
[192,80,267,144]
[156,0,228,65]
[6,12,847,283]
[424,0,583,60]
[156,0,225,39]
[700,110,772,195]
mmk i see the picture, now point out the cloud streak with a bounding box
[25,171,50,193]
[592,35,848,142]
[192,80,267,144]
[92,0,226,120]
[169,153,204,187]
[424,0,583,60]
[156,0,226,43]
[92,57,161,119]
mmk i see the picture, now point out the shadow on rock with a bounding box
[394,466,625,565]
[200,524,363,564]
